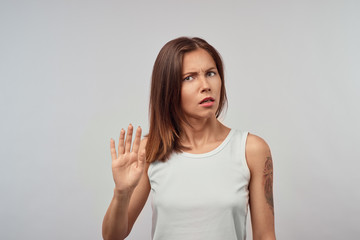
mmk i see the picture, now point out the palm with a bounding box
[110,125,145,193]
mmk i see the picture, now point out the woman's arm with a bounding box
[246,133,276,240]
[102,163,150,240]
[102,126,150,240]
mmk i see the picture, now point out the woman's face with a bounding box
[180,48,222,121]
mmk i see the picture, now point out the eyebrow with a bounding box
[182,67,217,76]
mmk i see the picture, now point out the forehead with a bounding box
[182,48,216,72]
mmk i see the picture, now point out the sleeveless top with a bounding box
[147,129,250,240]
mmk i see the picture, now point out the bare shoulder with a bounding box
[246,133,271,154]
[245,133,276,236]
[245,133,272,171]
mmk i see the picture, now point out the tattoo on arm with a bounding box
[264,154,274,215]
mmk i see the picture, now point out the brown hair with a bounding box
[146,37,227,163]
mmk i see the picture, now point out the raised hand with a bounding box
[110,124,146,194]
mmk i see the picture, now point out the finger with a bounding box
[110,138,117,161]
[138,148,146,168]
[118,129,125,155]
[124,124,133,153]
[132,126,142,153]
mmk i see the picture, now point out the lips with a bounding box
[199,97,215,104]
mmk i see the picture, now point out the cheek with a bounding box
[214,79,222,95]
[180,85,192,104]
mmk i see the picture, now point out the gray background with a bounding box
[1,0,359,239]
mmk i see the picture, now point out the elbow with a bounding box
[102,234,126,240]
[253,234,276,240]
[102,227,129,240]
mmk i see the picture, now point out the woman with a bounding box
[102,37,276,240]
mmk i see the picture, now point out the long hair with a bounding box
[146,37,227,163]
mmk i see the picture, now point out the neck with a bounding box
[180,117,229,149]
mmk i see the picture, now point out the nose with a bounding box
[200,76,211,93]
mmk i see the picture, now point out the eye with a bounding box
[207,71,216,77]
[184,76,194,81]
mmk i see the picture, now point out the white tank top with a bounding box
[147,129,250,240]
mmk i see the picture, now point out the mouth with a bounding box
[199,97,215,104]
